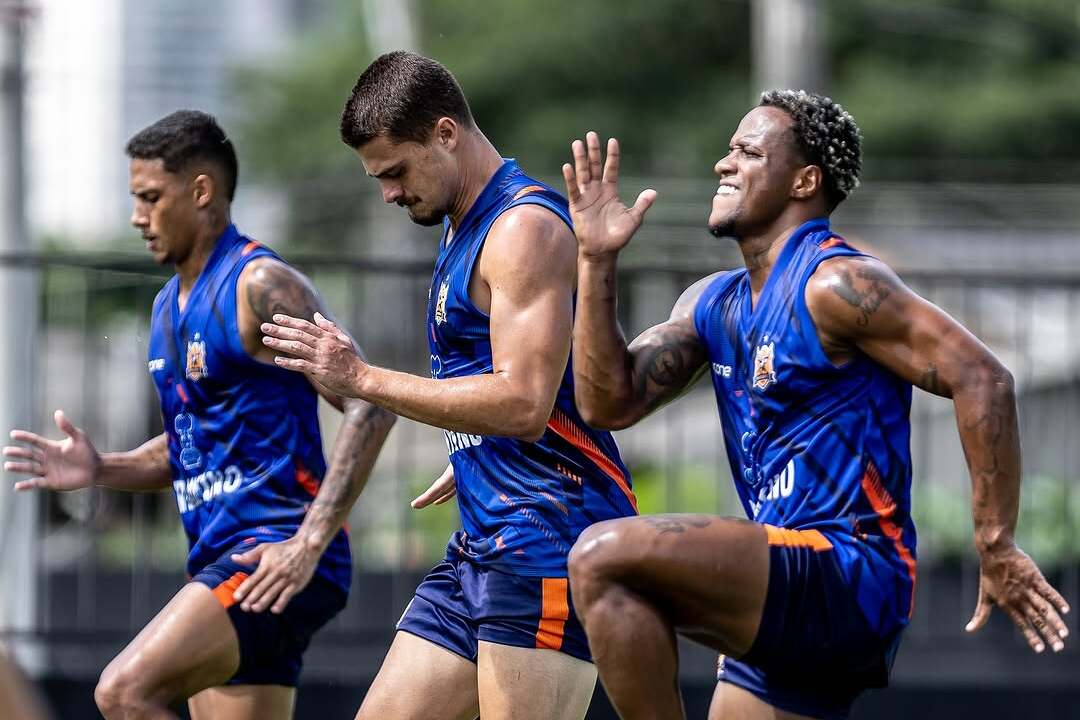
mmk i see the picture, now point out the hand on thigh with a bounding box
[477,642,597,720]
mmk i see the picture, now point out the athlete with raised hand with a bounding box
[262,51,638,720]
[560,92,1068,719]
[4,111,395,720]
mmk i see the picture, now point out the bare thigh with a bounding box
[571,514,770,656]
[188,685,295,720]
[708,681,816,720]
[355,631,479,720]
[476,641,597,720]
[99,582,240,706]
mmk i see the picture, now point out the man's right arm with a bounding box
[574,257,712,429]
[4,411,172,493]
[563,131,709,429]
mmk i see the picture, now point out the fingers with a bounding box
[260,322,318,347]
[1033,576,1071,616]
[242,577,288,614]
[4,460,43,476]
[312,312,339,334]
[13,478,46,491]
[8,429,49,451]
[631,188,658,220]
[270,585,298,615]
[561,163,580,205]
[586,131,602,187]
[572,139,590,187]
[412,465,456,509]
[965,591,992,633]
[3,445,42,462]
[1004,604,1047,653]
[601,137,620,185]
[230,544,266,569]
[1025,588,1068,650]
[268,314,324,336]
[263,336,317,360]
[54,410,78,439]
[273,356,311,372]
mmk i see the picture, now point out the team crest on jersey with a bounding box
[186,333,208,381]
[753,337,776,391]
[434,279,450,325]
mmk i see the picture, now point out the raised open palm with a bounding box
[3,410,101,491]
[561,131,657,258]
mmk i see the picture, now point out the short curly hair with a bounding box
[759,90,861,212]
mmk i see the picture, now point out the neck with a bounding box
[446,131,505,230]
[176,210,231,292]
[736,209,823,297]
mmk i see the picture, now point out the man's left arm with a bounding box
[262,205,578,443]
[230,258,396,613]
[807,254,1069,653]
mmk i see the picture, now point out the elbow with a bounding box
[343,400,395,429]
[504,399,553,443]
[575,388,634,431]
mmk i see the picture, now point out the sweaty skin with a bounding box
[560,114,1067,720]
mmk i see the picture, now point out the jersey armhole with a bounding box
[794,247,867,370]
[692,272,736,344]
[226,246,282,364]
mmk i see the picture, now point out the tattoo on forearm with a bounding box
[642,515,712,534]
[632,328,704,408]
[247,263,321,326]
[832,265,893,327]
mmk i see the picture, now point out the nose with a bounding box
[380,182,403,205]
[714,152,736,178]
[130,205,148,229]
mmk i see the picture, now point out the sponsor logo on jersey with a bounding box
[444,429,483,455]
[753,336,776,391]
[712,362,733,378]
[434,279,450,325]
[749,458,796,517]
[148,358,165,373]
[186,332,208,381]
[172,465,245,513]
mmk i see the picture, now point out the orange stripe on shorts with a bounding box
[535,577,570,651]
[210,571,250,609]
[763,524,833,552]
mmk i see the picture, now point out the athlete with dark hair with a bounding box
[4,110,395,720]
[263,51,637,720]
[561,91,1069,719]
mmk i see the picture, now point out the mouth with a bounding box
[716,184,739,197]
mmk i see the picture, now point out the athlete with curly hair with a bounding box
[560,91,1069,719]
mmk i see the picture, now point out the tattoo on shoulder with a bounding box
[830,261,894,327]
[634,326,704,399]
[642,515,712,534]
[246,262,321,326]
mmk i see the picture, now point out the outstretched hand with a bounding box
[966,543,1069,653]
[411,464,456,509]
[262,312,366,398]
[561,131,657,259]
[3,410,100,491]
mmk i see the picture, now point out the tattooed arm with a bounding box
[807,254,1069,654]
[572,264,714,430]
[230,257,395,613]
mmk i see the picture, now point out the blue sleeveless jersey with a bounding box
[693,218,916,638]
[147,224,351,593]
[428,159,637,576]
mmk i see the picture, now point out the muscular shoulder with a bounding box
[480,204,577,293]
[238,257,323,327]
[805,254,908,341]
[670,270,732,323]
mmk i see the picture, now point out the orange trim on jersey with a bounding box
[512,184,547,200]
[210,571,250,609]
[819,236,844,250]
[860,461,917,618]
[295,463,321,497]
[241,241,260,256]
[175,384,190,404]
[535,577,570,651]
[764,524,833,552]
[546,409,637,512]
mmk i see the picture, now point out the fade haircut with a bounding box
[125,110,238,201]
[759,90,862,212]
[340,51,475,148]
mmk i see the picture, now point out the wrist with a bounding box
[578,249,620,266]
[975,526,1016,555]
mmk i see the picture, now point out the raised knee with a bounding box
[569,520,628,593]
[95,665,147,718]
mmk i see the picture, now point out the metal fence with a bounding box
[2,252,1079,686]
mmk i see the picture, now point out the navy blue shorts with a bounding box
[397,558,591,663]
[718,527,901,720]
[192,547,348,687]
